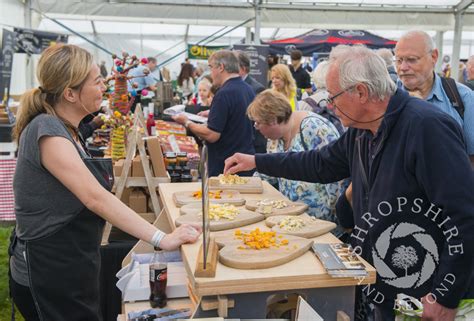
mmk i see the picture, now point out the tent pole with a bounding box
[435,31,444,74]
[451,12,464,81]
[245,27,252,44]
[254,0,261,44]
[157,17,255,68]
[24,0,35,90]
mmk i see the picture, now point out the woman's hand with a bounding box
[224,153,256,175]
[158,224,202,251]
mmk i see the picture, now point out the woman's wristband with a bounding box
[151,230,166,248]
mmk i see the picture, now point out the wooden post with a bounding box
[194,237,218,278]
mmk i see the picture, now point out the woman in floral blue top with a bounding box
[248,90,346,234]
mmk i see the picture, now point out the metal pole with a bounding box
[24,0,35,89]
[245,27,252,44]
[452,12,463,81]
[435,31,444,74]
[254,0,261,44]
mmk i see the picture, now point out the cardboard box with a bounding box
[132,156,145,177]
[119,187,131,205]
[145,136,168,177]
[114,159,124,177]
[129,189,147,213]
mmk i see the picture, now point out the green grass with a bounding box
[0,226,24,321]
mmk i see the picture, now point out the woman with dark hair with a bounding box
[178,62,195,101]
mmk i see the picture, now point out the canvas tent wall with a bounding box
[1,0,473,95]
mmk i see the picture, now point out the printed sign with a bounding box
[233,44,269,88]
[187,44,227,60]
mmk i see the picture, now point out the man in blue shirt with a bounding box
[173,50,255,176]
[127,57,158,113]
[395,31,474,162]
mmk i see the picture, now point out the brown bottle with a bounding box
[149,250,167,308]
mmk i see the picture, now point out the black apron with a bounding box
[23,133,114,321]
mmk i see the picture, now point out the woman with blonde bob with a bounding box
[9,44,201,321]
[270,63,298,111]
[248,90,345,227]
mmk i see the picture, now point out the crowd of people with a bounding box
[9,28,474,321]
[174,30,474,321]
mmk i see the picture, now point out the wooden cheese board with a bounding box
[265,214,337,238]
[214,230,313,269]
[172,189,245,207]
[245,199,308,217]
[176,203,264,231]
[209,175,263,194]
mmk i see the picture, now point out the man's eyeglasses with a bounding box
[322,85,356,107]
[394,51,432,66]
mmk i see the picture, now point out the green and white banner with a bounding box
[187,44,227,60]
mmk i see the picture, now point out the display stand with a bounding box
[101,105,168,245]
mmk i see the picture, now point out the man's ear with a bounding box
[431,48,439,65]
[356,83,369,103]
[62,87,77,104]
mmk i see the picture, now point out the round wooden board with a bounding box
[245,199,308,217]
[172,190,246,207]
[214,232,313,269]
[175,206,264,231]
[209,176,264,194]
[265,214,337,238]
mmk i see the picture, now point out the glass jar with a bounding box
[181,174,193,182]
[170,172,181,183]
[176,152,188,167]
[181,166,191,175]
[164,152,177,168]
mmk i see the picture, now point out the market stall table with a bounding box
[156,181,376,320]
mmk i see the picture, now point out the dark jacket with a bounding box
[255,89,474,309]
[245,75,267,153]
[245,75,265,94]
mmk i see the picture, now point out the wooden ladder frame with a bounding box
[101,104,166,245]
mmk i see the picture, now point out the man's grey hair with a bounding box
[236,51,251,73]
[329,45,396,101]
[398,30,436,52]
[209,50,240,74]
[312,60,329,89]
[376,48,394,67]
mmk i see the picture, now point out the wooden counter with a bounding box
[158,182,376,297]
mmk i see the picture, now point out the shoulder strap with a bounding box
[303,97,320,112]
[299,116,314,151]
[441,77,465,120]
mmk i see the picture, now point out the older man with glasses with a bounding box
[223,44,474,321]
[173,50,256,176]
[395,30,474,163]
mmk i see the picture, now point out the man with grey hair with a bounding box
[465,55,474,90]
[223,44,474,321]
[395,30,474,162]
[298,60,345,135]
[173,50,256,176]
[376,48,398,83]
